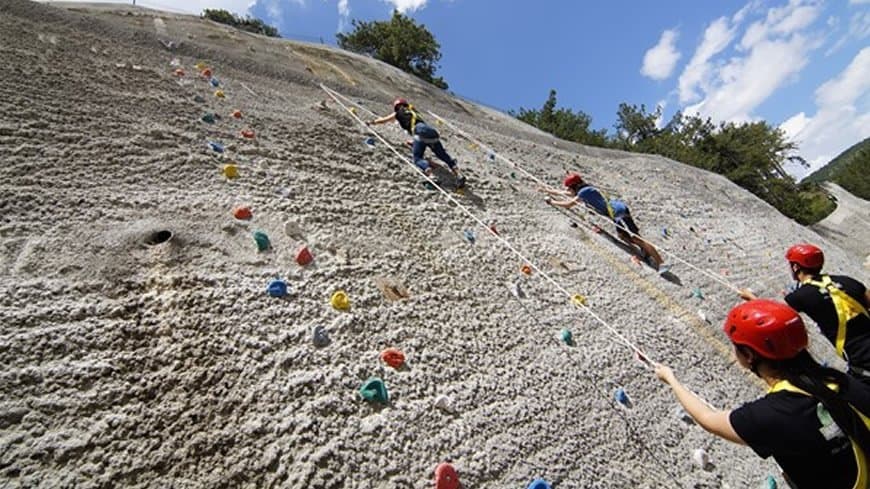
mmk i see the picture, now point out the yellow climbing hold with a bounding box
[222,164,239,179]
[349,107,357,115]
[195,61,207,70]
[215,89,225,98]
[331,290,350,311]
[572,294,587,306]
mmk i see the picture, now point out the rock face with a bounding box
[1,1,868,488]
[812,183,870,268]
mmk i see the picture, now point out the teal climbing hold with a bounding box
[528,479,551,489]
[765,475,777,489]
[691,287,704,300]
[463,230,475,244]
[359,377,389,404]
[201,113,216,124]
[253,230,271,251]
[194,94,206,103]
[560,329,573,345]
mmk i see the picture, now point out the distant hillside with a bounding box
[805,137,870,200]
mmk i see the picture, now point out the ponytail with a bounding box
[773,351,870,452]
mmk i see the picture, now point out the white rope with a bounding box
[320,83,655,366]
[426,110,742,293]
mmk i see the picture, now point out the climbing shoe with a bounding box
[456,175,467,188]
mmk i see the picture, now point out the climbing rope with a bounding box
[425,110,743,294]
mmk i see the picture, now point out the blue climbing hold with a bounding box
[527,479,551,489]
[364,137,376,147]
[267,279,287,297]
[463,230,475,244]
[661,227,669,238]
[210,77,220,87]
[208,141,225,153]
[614,387,630,406]
[487,151,495,162]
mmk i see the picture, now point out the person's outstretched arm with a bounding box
[368,113,396,125]
[537,185,572,197]
[737,289,758,301]
[655,364,745,444]
[546,196,579,209]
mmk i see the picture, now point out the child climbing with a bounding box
[367,98,466,187]
[739,243,870,384]
[539,173,664,269]
[655,299,870,489]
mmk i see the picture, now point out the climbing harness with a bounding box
[801,275,870,358]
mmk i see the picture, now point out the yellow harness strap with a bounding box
[408,105,418,132]
[802,275,870,358]
[599,189,616,220]
[770,380,870,489]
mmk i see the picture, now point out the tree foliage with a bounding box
[202,9,280,38]
[805,138,870,200]
[336,11,447,89]
[513,91,835,224]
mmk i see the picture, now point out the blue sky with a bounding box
[130,0,868,177]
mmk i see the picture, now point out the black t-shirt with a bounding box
[730,390,859,488]
[785,275,870,367]
[395,107,423,135]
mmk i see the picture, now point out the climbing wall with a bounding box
[1,1,868,488]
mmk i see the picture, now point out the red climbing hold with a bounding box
[489,224,499,235]
[233,206,252,220]
[232,109,242,119]
[241,129,255,139]
[296,246,313,266]
[435,463,460,489]
[201,68,212,78]
[521,264,532,275]
[381,348,405,369]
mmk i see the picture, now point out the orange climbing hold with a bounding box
[435,463,460,489]
[201,68,212,78]
[521,264,533,275]
[231,109,242,119]
[296,246,313,266]
[174,68,185,77]
[381,348,405,369]
[233,206,252,220]
[240,129,255,139]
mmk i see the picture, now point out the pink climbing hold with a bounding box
[435,463,460,489]
[296,246,313,266]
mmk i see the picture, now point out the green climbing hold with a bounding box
[691,287,704,300]
[359,377,389,404]
[510,172,517,179]
[201,113,216,124]
[765,475,777,489]
[560,329,573,345]
[253,230,271,251]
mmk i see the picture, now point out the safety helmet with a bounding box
[723,299,807,360]
[785,243,824,270]
[393,98,409,111]
[563,173,584,188]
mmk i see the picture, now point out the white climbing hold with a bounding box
[698,310,707,323]
[692,448,711,469]
[434,395,454,413]
[510,281,525,299]
[674,406,694,424]
[284,220,303,238]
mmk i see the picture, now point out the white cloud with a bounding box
[641,29,682,80]
[337,0,350,31]
[781,48,870,178]
[849,0,870,4]
[382,0,427,13]
[739,0,820,49]
[677,16,738,104]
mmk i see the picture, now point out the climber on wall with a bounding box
[368,98,466,188]
[656,299,870,488]
[739,243,870,385]
[538,173,664,269]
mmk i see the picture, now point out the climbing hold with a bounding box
[364,137,376,147]
[193,94,206,103]
[674,406,694,424]
[284,220,303,238]
[233,206,252,220]
[527,479,551,489]
[267,279,287,297]
[331,290,350,311]
[489,223,499,235]
[486,151,495,161]
[359,377,388,404]
[210,77,220,87]
[510,172,517,179]
[208,141,225,153]
[214,89,225,98]
[195,61,207,70]
[571,294,587,306]
[231,109,242,119]
[560,329,573,345]
[689,226,696,233]
[173,68,185,77]
[463,230,475,244]
[521,264,533,275]
[201,68,212,78]
[591,225,602,234]
[253,230,271,251]
[698,310,708,323]
[510,281,525,299]
[614,387,630,406]
[381,348,405,369]
[312,325,330,347]
[295,245,313,266]
[692,448,710,469]
[434,463,460,489]
[240,129,255,139]
[691,287,705,300]
[201,113,216,124]
[765,475,777,489]
[433,395,454,413]
[661,227,669,238]
[720,268,730,276]
[658,264,672,275]
[222,164,239,179]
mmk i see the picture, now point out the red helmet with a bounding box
[563,173,584,188]
[723,299,807,360]
[785,243,824,270]
[393,98,409,111]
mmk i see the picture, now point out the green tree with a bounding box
[510,90,609,147]
[336,11,447,89]
[202,9,280,38]
[614,103,660,147]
